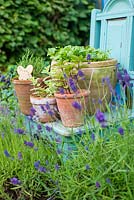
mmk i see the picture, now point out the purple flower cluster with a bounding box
[30,107,36,117]
[68,78,77,92]
[24,141,34,148]
[59,87,65,95]
[102,76,115,95]
[95,110,105,123]
[40,102,54,117]
[10,177,21,185]
[85,164,90,170]
[45,125,52,132]
[91,133,95,141]
[34,160,47,173]
[95,110,106,127]
[96,181,101,188]
[4,150,11,157]
[118,127,124,135]
[72,101,82,111]
[18,152,23,160]
[14,128,25,135]
[55,163,60,171]
[87,54,91,63]
[117,69,133,88]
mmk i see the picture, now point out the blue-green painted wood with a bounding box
[90,9,101,48]
[90,0,134,109]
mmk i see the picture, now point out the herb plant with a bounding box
[48,45,110,93]
[17,49,45,78]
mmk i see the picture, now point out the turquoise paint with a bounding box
[90,0,134,109]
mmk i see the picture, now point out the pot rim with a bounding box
[30,95,56,104]
[52,59,117,68]
[12,79,32,85]
[54,89,90,99]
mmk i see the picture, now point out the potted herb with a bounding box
[12,49,45,115]
[30,75,59,123]
[48,45,117,115]
[48,48,90,127]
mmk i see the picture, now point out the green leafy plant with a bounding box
[31,76,56,97]
[48,45,110,93]
[48,45,110,62]
[17,49,45,78]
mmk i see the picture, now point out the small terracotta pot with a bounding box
[30,95,58,123]
[12,79,33,115]
[54,90,89,127]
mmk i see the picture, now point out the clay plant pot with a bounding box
[30,95,58,123]
[78,59,117,114]
[13,79,33,115]
[54,90,89,127]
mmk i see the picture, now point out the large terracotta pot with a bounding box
[54,90,89,127]
[13,79,33,115]
[79,59,117,114]
[30,95,58,123]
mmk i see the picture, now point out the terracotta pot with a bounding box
[13,79,33,115]
[54,90,89,127]
[78,59,117,114]
[30,95,58,123]
[51,59,117,115]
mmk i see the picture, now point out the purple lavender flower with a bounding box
[118,127,124,135]
[68,78,77,92]
[78,129,83,136]
[55,137,62,143]
[0,75,6,82]
[59,87,65,95]
[14,128,24,135]
[56,149,62,155]
[91,133,95,141]
[124,73,130,83]
[87,54,91,61]
[37,124,42,131]
[10,177,21,185]
[95,110,106,123]
[34,160,40,169]
[18,152,23,160]
[98,99,102,104]
[4,150,11,157]
[24,141,34,148]
[45,125,52,132]
[96,181,101,188]
[77,69,85,77]
[64,73,67,79]
[106,178,111,184]
[67,146,72,151]
[47,110,54,116]
[72,101,82,111]
[45,102,50,110]
[40,105,46,112]
[117,71,123,81]
[85,164,90,170]
[38,166,47,173]
[55,163,60,171]
[30,107,36,117]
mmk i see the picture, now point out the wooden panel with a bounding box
[105,18,127,66]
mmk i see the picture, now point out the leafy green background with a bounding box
[0,0,95,70]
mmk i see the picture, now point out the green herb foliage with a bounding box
[0,103,134,199]
[17,49,45,78]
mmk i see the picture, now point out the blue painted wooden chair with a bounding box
[90,0,134,112]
